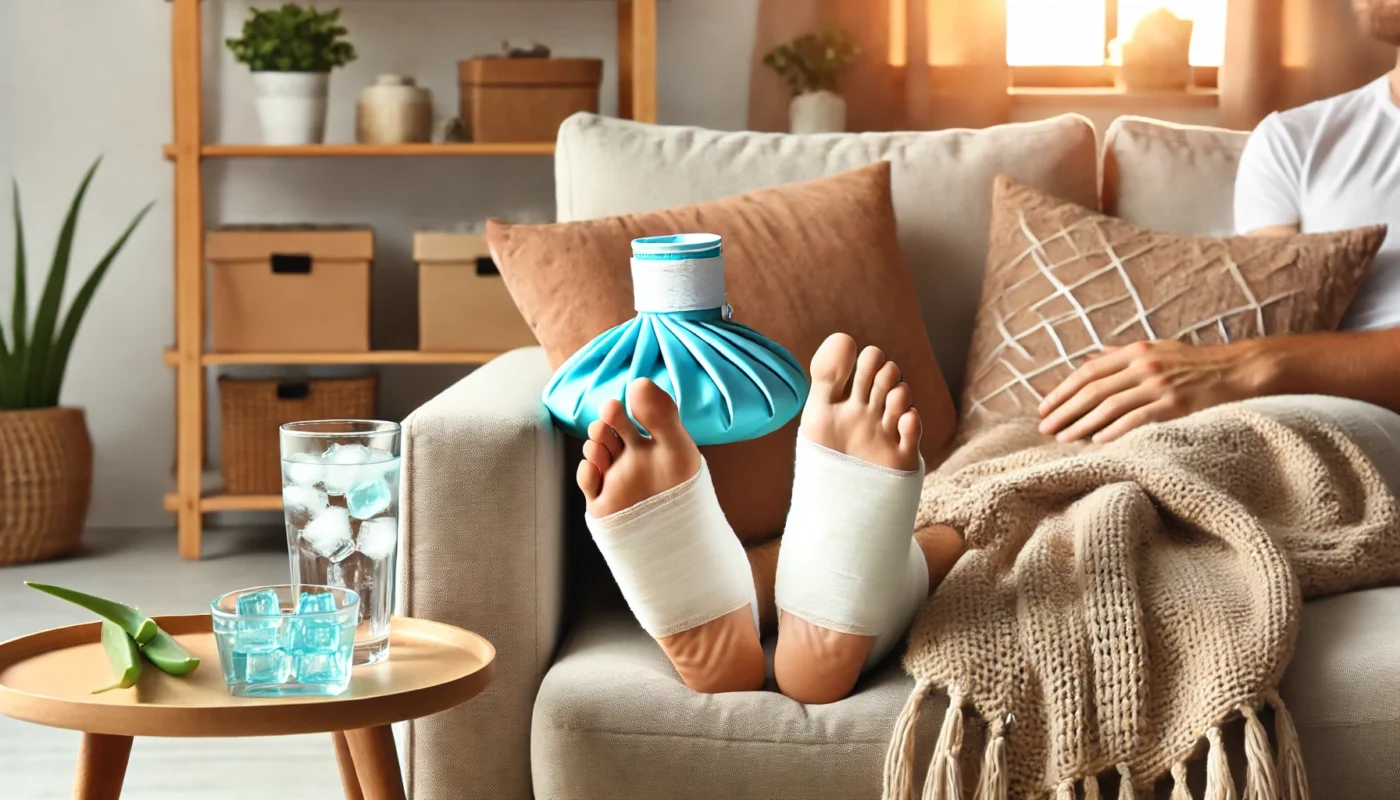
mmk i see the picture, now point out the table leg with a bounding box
[333,731,364,800]
[344,725,406,800]
[72,733,134,800]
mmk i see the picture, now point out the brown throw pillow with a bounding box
[961,176,1386,429]
[489,162,957,543]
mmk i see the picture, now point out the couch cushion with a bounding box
[554,112,1099,400]
[1102,116,1250,236]
[491,164,956,543]
[533,589,1400,799]
[531,608,949,799]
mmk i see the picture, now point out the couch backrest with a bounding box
[554,113,1098,399]
[1102,115,1251,236]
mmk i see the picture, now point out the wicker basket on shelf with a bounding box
[219,375,378,495]
[0,408,94,565]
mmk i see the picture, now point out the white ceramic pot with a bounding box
[252,71,330,145]
[788,89,846,134]
[356,74,433,144]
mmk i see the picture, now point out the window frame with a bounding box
[1008,0,1219,90]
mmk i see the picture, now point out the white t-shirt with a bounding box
[1234,75,1400,331]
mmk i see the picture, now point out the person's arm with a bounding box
[1035,331,1400,442]
[1037,113,1388,442]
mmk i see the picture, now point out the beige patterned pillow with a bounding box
[960,176,1386,428]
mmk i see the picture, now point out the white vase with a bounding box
[355,74,433,144]
[252,71,329,145]
[788,90,846,134]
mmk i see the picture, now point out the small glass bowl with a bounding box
[210,584,359,698]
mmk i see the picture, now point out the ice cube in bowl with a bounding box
[212,585,359,698]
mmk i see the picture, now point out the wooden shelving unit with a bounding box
[164,0,657,558]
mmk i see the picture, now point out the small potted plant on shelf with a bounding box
[225,3,357,145]
[762,27,861,134]
[1,161,151,565]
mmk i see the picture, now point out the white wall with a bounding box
[1,0,1211,530]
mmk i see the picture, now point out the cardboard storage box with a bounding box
[414,231,537,352]
[209,226,373,353]
[458,58,603,143]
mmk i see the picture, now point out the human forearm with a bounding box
[1245,327,1400,413]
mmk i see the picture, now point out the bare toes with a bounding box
[576,459,603,501]
[583,439,613,474]
[809,333,858,402]
[588,419,625,459]
[884,383,913,430]
[897,409,923,467]
[599,398,642,446]
[851,346,885,404]
[869,361,900,409]
[627,378,689,445]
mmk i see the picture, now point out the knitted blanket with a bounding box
[884,403,1400,800]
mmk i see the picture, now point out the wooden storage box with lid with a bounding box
[414,231,537,352]
[218,374,378,495]
[209,226,373,353]
[457,58,603,142]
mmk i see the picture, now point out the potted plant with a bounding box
[762,27,861,134]
[225,4,357,145]
[1,161,151,564]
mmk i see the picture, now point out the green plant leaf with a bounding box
[24,158,99,407]
[42,201,152,406]
[11,181,27,359]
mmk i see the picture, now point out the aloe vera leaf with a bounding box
[24,159,98,407]
[138,627,200,677]
[92,620,141,694]
[25,582,157,644]
[42,200,152,405]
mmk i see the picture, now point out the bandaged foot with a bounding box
[579,378,765,693]
[775,334,929,704]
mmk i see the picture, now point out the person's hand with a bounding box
[1037,340,1265,443]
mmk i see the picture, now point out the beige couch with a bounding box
[396,113,1400,799]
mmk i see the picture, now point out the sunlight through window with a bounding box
[1007,0,1225,66]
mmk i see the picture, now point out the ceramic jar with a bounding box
[356,74,432,145]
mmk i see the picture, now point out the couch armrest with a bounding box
[398,346,565,800]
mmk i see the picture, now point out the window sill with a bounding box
[1008,86,1219,110]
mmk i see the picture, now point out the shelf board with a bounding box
[162,142,555,159]
[164,492,283,513]
[163,348,502,366]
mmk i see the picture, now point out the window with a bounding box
[1006,0,1225,86]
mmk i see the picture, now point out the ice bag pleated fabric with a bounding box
[542,234,808,446]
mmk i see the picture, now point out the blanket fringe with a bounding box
[973,717,1008,800]
[922,691,966,800]
[883,677,933,800]
[1054,782,1075,800]
[1267,692,1309,800]
[1241,703,1279,800]
[1204,726,1237,800]
[1117,763,1137,800]
[1170,761,1192,800]
[1081,775,1100,800]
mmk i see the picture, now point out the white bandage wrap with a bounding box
[631,256,726,313]
[776,433,929,668]
[585,459,757,639]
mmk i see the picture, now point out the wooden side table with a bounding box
[0,614,494,800]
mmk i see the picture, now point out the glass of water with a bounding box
[279,420,401,666]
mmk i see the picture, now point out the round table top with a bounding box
[0,614,494,738]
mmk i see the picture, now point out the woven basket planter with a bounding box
[0,407,94,565]
[219,375,378,495]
